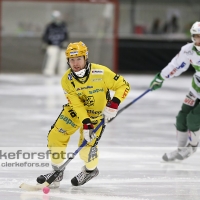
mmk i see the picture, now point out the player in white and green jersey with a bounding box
[150,21,200,161]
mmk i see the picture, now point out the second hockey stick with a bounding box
[109,88,151,122]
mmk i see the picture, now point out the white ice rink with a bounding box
[1,73,200,200]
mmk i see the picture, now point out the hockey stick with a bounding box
[19,118,104,191]
[109,88,151,122]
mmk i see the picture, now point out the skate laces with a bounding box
[76,171,88,183]
[43,171,54,180]
[43,170,63,182]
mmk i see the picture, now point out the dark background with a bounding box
[1,37,194,74]
[118,38,194,74]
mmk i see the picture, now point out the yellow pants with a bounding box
[47,104,105,170]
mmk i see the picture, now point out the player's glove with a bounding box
[150,73,164,91]
[82,118,95,142]
[103,98,119,124]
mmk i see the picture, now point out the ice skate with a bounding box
[36,166,65,188]
[71,166,99,186]
[162,149,179,161]
[176,144,198,160]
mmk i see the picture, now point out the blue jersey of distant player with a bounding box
[42,22,69,47]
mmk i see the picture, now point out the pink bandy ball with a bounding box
[43,186,50,194]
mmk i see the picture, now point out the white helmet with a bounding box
[52,10,61,18]
[51,10,62,24]
[190,21,200,51]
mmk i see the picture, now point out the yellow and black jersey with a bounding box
[61,63,130,122]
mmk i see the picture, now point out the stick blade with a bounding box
[19,182,49,191]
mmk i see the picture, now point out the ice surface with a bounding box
[0,73,200,200]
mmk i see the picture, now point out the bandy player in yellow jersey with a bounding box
[36,41,130,188]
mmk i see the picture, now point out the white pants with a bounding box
[43,46,67,76]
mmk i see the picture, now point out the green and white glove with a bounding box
[150,73,164,91]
